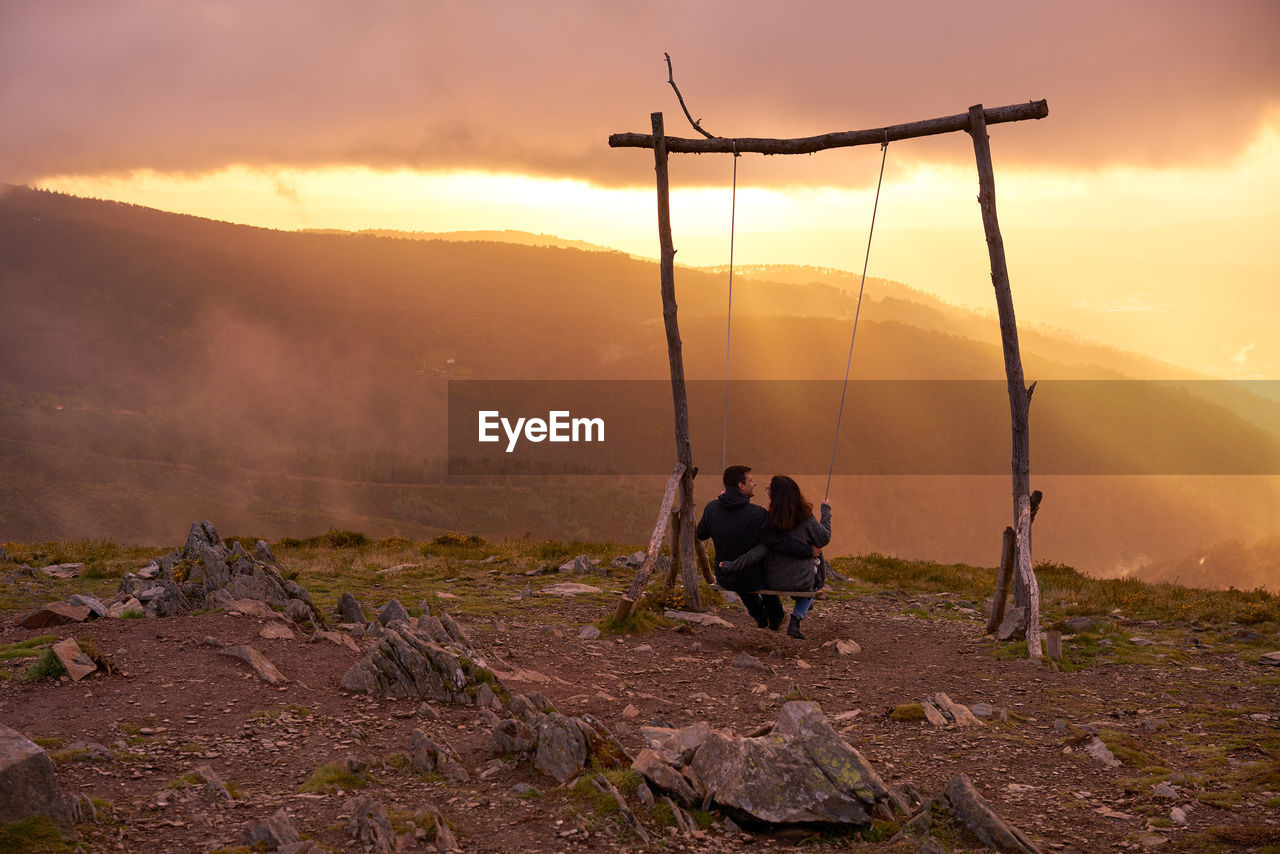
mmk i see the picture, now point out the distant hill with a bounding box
[302,227,619,255]
[1,185,1276,589]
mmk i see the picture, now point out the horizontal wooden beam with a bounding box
[609,99,1047,155]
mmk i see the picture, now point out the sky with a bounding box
[3,0,1278,378]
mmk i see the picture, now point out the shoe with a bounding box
[768,616,783,631]
[754,617,769,629]
[786,614,805,639]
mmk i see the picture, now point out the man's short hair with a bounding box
[723,465,751,491]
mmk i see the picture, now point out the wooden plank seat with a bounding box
[710,583,826,599]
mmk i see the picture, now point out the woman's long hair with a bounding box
[766,475,813,532]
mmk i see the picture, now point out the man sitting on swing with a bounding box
[696,465,817,631]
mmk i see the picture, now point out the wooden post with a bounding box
[968,104,1038,657]
[613,462,685,623]
[986,526,1016,634]
[665,507,682,588]
[651,111,702,611]
[694,537,714,584]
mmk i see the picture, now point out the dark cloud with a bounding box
[2,0,1277,187]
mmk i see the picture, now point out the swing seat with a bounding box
[711,583,827,599]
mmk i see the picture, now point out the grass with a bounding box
[298,761,367,793]
[0,816,68,853]
[25,647,65,681]
[889,703,926,722]
[0,635,57,659]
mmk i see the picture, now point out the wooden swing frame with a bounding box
[607,97,1049,655]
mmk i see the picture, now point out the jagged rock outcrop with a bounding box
[113,521,324,624]
[634,701,907,827]
[339,615,503,706]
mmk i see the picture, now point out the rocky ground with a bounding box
[1,535,1279,853]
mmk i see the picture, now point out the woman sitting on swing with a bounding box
[719,475,830,639]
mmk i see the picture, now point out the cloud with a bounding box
[1,1,1278,187]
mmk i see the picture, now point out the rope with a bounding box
[825,138,889,500]
[722,141,739,471]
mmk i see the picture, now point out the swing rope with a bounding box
[825,138,889,500]
[722,141,739,471]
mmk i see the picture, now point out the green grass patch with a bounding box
[0,816,68,853]
[601,608,670,635]
[889,703,925,722]
[299,761,367,793]
[25,648,65,681]
[0,635,57,659]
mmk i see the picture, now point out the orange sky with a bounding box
[3,1,1278,378]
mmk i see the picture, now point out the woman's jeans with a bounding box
[792,596,814,618]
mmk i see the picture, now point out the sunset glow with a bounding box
[36,110,1280,379]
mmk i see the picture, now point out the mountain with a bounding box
[1,185,1276,588]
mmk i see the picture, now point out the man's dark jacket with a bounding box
[696,488,810,590]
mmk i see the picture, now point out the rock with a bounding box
[1128,636,1156,646]
[339,622,499,704]
[834,639,861,655]
[1258,651,1280,666]
[559,554,599,574]
[492,718,538,754]
[211,592,277,619]
[192,764,233,802]
[219,644,289,686]
[259,622,296,640]
[732,651,767,671]
[539,582,602,596]
[106,597,143,618]
[578,625,602,640]
[632,749,699,806]
[932,692,982,727]
[39,563,84,579]
[663,609,734,628]
[622,704,640,720]
[252,540,278,565]
[533,714,588,783]
[376,563,418,576]
[0,723,76,831]
[345,797,397,854]
[67,593,107,618]
[941,773,1041,854]
[51,638,97,681]
[417,804,461,853]
[1063,616,1099,634]
[241,808,300,849]
[690,702,905,826]
[116,521,322,624]
[378,599,410,626]
[307,629,358,652]
[283,599,312,624]
[970,702,997,718]
[409,729,470,783]
[337,592,366,624]
[1084,737,1121,768]
[997,606,1026,641]
[1169,806,1187,825]
[1153,782,1178,799]
[18,602,92,628]
[633,644,653,653]
[919,700,949,728]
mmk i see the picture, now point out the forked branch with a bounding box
[665,52,716,139]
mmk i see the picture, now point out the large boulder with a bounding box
[635,702,906,828]
[115,521,324,625]
[0,723,76,831]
